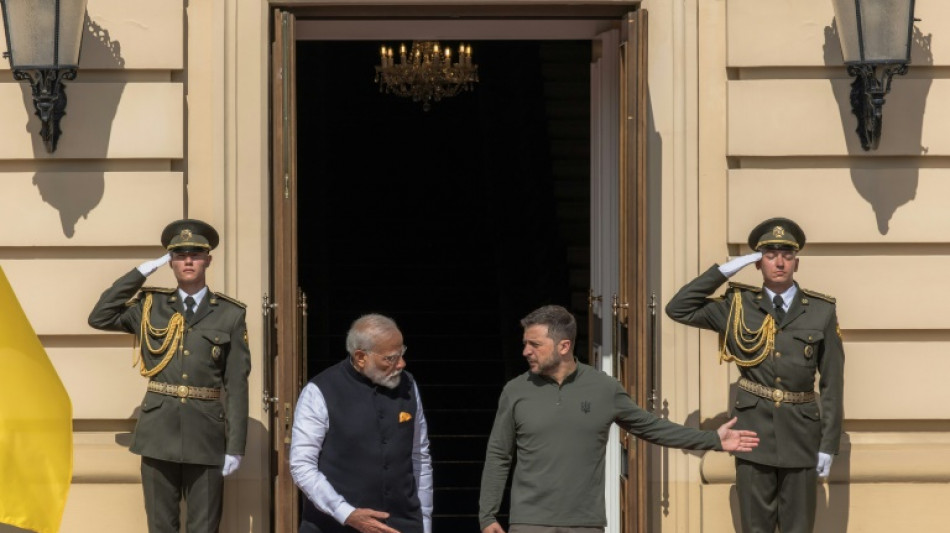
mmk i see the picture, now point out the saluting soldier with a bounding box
[88,219,251,533]
[665,218,844,533]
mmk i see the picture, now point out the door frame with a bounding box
[268,8,649,533]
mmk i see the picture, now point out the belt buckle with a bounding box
[176,385,189,398]
[771,389,785,402]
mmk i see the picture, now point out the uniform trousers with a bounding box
[141,456,224,533]
[509,526,604,533]
[735,458,817,533]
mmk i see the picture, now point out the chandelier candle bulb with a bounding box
[375,41,479,111]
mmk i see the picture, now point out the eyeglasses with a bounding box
[366,346,407,365]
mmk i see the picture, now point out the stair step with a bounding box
[425,409,498,435]
[428,435,495,461]
[433,460,489,488]
[418,385,504,409]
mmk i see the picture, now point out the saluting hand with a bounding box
[344,508,400,533]
[137,253,171,277]
[719,251,763,277]
[716,417,759,452]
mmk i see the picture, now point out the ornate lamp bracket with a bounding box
[846,62,908,151]
[12,67,77,153]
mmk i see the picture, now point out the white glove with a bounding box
[817,452,833,478]
[136,253,171,276]
[222,454,243,476]
[718,251,762,277]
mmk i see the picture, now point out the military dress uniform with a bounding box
[665,219,844,533]
[88,220,250,533]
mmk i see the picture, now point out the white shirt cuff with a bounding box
[332,502,357,526]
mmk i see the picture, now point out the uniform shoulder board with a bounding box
[802,288,836,304]
[141,286,176,294]
[128,286,175,306]
[214,292,247,309]
[728,281,761,293]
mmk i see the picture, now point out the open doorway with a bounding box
[295,39,592,530]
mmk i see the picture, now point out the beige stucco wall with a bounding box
[0,0,269,531]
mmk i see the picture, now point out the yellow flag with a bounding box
[0,266,73,533]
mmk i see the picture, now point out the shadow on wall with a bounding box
[817,431,851,532]
[25,13,125,238]
[643,86,669,525]
[824,20,933,236]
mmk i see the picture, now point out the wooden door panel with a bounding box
[271,8,302,533]
[619,9,649,533]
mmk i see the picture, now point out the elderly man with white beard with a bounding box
[291,314,433,533]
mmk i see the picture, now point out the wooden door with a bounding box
[270,8,306,533]
[617,9,650,533]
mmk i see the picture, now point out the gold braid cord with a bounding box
[719,288,775,367]
[133,292,185,377]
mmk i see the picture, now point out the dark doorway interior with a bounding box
[296,39,591,530]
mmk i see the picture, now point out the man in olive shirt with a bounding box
[478,305,759,533]
[88,219,250,533]
[665,217,844,533]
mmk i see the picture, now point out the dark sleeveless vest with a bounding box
[300,359,422,533]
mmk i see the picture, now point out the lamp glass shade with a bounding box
[1,0,87,68]
[832,0,915,64]
[57,0,87,67]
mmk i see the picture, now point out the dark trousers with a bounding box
[735,458,817,533]
[141,456,224,533]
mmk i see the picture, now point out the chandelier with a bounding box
[375,41,479,111]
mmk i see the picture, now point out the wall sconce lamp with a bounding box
[1,0,88,153]
[832,0,917,151]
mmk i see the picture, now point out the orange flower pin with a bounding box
[399,411,412,423]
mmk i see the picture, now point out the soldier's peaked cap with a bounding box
[747,217,805,251]
[161,219,219,252]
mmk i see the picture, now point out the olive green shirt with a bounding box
[478,362,721,529]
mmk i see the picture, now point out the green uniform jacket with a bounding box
[665,266,844,468]
[88,268,251,466]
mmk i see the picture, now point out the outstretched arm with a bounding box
[665,265,738,332]
[716,417,759,452]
